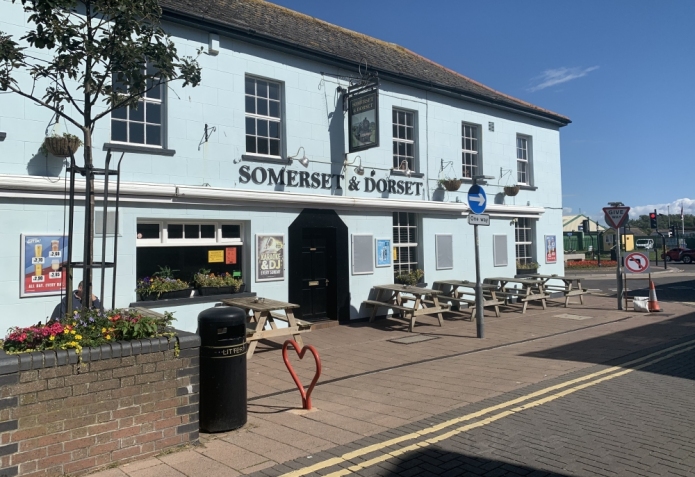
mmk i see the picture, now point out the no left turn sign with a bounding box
[624,252,650,274]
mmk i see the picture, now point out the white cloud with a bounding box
[529,66,599,92]
[631,198,695,217]
[562,207,573,215]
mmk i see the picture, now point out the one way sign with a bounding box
[603,206,630,229]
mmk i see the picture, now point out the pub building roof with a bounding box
[160,0,570,126]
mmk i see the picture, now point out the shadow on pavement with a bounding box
[628,278,695,302]
[368,445,570,477]
[520,311,695,378]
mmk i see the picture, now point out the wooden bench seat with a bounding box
[362,300,414,313]
[269,311,312,329]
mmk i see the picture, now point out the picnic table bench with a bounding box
[220,296,311,359]
[431,280,504,320]
[526,274,587,306]
[362,284,449,332]
[484,276,550,313]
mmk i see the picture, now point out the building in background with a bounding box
[0,0,570,331]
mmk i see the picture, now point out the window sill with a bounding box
[242,154,289,165]
[129,291,256,309]
[390,170,425,179]
[460,178,488,185]
[103,143,176,156]
[517,184,538,191]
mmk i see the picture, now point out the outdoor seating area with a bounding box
[363,274,588,331]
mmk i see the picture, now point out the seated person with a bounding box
[50,281,102,321]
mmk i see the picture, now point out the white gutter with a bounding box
[0,174,545,217]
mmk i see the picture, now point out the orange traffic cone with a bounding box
[648,280,662,312]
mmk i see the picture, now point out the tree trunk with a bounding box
[82,127,95,312]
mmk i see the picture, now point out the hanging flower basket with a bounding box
[42,134,82,157]
[504,185,520,196]
[439,179,462,192]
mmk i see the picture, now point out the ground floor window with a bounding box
[515,218,534,265]
[393,212,419,274]
[136,221,244,285]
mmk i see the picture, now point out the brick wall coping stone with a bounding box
[0,330,200,375]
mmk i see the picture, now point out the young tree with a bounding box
[0,0,201,312]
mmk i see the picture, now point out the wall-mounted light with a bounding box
[343,155,364,175]
[0,132,6,141]
[288,146,309,167]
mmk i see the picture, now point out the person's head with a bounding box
[76,281,84,298]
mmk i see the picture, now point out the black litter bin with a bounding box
[198,306,248,432]
[610,247,617,261]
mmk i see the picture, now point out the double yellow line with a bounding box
[282,338,695,477]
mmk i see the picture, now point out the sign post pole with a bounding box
[468,178,491,339]
[474,223,483,338]
[616,226,623,310]
[603,204,630,311]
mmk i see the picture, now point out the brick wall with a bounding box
[0,332,200,477]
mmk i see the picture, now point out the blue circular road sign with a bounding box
[467,184,487,215]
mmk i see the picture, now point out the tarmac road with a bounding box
[252,335,695,477]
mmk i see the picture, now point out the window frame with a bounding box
[244,75,283,159]
[515,217,534,265]
[393,212,420,274]
[516,135,532,185]
[110,69,167,149]
[461,122,481,179]
[136,221,244,247]
[392,108,417,172]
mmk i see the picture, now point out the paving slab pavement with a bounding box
[89,295,695,476]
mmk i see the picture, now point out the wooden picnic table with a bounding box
[362,284,449,332]
[484,276,550,313]
[220,296,311,359]
[432,280,504,320]
[526,274,587,306]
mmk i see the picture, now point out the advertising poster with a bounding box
[375,238,392,267]
[545,235,557,264]
[348,89,379,152]
[20,234,68,297]
[256,234,284,282]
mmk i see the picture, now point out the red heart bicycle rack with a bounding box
[282,340,322,410]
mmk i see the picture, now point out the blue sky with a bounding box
[272,0,695,224]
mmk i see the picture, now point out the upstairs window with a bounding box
[392,109,416,171]
[516,135,531,185]
[111,67,164,147]
[462,123,479,179]
[245,77,282,157]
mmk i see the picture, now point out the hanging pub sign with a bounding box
[256,234,285,282]
[348,83,379,153]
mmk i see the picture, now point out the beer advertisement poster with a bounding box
[348,89,379,152]
[20,234,68,297]
[545,235,557,264]
[256,234,284,282]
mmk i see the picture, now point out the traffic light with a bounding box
[582,220,590,233]
[649,211,657,229]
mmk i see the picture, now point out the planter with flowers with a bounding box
[193,269,244,296]
[515,260,539,276]
[2,308,176,354]
[136,276,192,301]
[41,132,83,157]
[439,178,462,192]
[0,308,201,475]
[394,268,425,287]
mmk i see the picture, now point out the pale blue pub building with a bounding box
[0,0,570,332]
